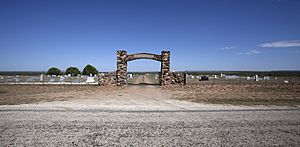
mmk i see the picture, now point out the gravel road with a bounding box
[1,109,299,146]
[1,75,300,146]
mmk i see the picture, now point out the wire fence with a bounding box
[1,73,299,85]
[186,74,300,85]
[0,74,99,85]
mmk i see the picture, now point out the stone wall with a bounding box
[170,72,186,85]
[98,71,185,86]
[112,50,185,86]
[98,72,117,86]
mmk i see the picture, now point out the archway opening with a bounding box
[127,59,161,85]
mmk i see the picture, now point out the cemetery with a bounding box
[2,50,298,86]
[0,50,300,106]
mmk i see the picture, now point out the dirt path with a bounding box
[132,74,156,84]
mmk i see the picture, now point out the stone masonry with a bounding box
[114,50,185,86]
[98,72,117,86]
[116,50,128,86]
[160,51,170,85]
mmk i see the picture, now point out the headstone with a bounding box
[127,74,133,79]
[221,73,225,78]
[255,75,259,81]
[40,74,44,81]
[86,77,95,83]
[60,76,65,82]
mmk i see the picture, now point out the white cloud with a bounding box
[246,50,261,55]
[238,50,262,55]
[258,40,300,48]
[220,46,236,50]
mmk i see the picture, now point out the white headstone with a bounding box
[86,77,95,83]
[221,73,226,78]
[60,76,65,82]
[255,75,259,81]
[40,74,44,81]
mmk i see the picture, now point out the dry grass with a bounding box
[1,83,300,106]
[0,85,118,105]
[163,84,300,105]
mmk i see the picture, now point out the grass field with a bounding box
[164,84,300,106]
[1,73,300,106]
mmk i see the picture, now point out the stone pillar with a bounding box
[160,51,170,85]
[117,50,127,86]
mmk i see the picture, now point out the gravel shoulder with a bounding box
[1,109,300,146]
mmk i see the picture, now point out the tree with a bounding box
[83,64,98,76]
[65,67,81,76]
[47,67,62,75]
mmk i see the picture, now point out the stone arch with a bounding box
[116,50,170,86]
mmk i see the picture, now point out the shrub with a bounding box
[83,64,98,76]
[66,67,81,76]
[47,67,62,75]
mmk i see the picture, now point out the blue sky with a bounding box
[0,0,300,72]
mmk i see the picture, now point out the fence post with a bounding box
[184,71,187,85]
